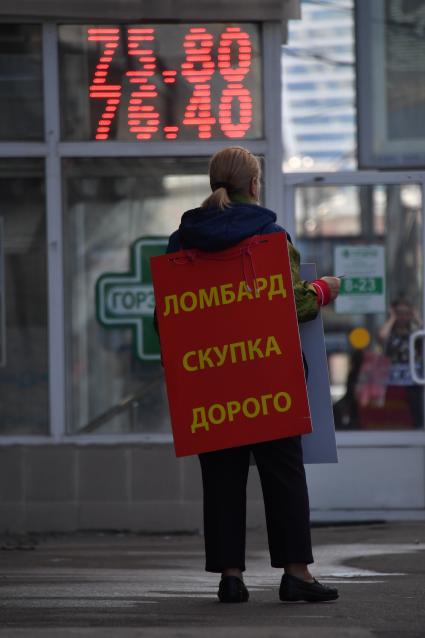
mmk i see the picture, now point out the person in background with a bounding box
[378,298,423,428]
[164,146,341,603]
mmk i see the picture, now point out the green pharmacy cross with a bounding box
[96,236,168,360]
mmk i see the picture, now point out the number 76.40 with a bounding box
[88,25,255,141]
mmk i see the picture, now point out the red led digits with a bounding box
[162,70,177,84]
[88,28,122,140]
[126,28,160,140]
[181,28,215,139]
[218,27,253,138]
[88,24,256,141]
[163,126,179,139]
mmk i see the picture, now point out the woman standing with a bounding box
[166,147,341,603]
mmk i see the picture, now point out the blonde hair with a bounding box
[202,146,261,210]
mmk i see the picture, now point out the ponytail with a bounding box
[202,186,232,210]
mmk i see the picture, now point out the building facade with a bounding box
[1,0,425,533]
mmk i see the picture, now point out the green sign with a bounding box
[96,236,168,360]
[340,277,384,295]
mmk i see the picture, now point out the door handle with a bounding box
[409,330,425,385]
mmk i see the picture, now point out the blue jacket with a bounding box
[167,202,285,253]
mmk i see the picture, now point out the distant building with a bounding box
[282,0,356,171]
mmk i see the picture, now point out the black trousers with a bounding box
[199,435,313,573]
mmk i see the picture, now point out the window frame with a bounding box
[0,20,283,444]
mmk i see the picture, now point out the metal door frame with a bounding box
[283,170,425,448]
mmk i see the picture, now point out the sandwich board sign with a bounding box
[151,232,312,456]
[299,264,337,464]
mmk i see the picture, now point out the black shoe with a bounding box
[279,573,339,602]
[218,576,249,603]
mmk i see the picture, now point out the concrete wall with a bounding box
[1,443,425,533]
[1,445,202,533]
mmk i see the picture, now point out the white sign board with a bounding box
[335,245,385,314]
[250,264,337,466]
[300,264,337,465]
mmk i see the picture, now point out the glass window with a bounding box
[312,10,351,21]
[297,133,352,142]
[0,25,43,140]
[357,0,425,168]
[287,82,316,91]
[295,182,423,431]
[0,159,48,434]
[63,157,210,435]
[58,24,262,142]
[293,114,354,125]
[286,65,309,74]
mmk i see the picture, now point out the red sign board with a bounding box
[150,232,312,456]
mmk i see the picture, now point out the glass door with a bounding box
[283,172,425,432]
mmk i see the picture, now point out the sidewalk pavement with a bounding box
[0,522,424,637]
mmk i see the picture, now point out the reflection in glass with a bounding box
[295,183,423,430]
[282,0,356,172]
[0,25,43,140]
[357,0,425,167]
[0,159,48,434]
[63,157,210,434]
[296,185,361,236]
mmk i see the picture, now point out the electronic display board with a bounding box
[59,24,262,141]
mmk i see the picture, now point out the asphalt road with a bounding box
[0,522,424,637]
